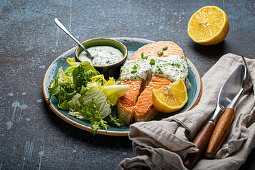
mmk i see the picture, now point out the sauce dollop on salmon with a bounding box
[118,41,188,124]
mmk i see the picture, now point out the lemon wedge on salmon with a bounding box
[187,6,229,45]
[152,78,188,113]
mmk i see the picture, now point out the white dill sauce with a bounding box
[120,55,190,87]
[152,56,189,81]
[120,59,151,80]
[79,46,123,66]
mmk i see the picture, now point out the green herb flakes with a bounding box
[157,50,164,56]
[162,46,168,51]
[150,59,156,65]
[131,70,137,74]
[141,52,148,59]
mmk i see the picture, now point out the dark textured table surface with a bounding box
[0,0,254,169]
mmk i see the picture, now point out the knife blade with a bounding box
[184,64,245,169]
[206,58,250,158]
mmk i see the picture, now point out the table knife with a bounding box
[184,64,245,169]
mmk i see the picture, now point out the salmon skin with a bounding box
[118,41,185,124]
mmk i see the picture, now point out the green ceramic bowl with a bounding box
[75,38,128,78]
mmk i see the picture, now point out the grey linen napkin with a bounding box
[120,53,255,170]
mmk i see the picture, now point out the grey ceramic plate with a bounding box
[42,37,202,136]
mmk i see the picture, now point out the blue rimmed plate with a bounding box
[42,37,202,136]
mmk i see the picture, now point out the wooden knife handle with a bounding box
[184,121,215,169]
[205,108,235,158]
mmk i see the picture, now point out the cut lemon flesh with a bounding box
[152,78,188,113]
[187,6,229,45]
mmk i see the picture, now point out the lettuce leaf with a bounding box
[72,62,100,92]
[108,115,124,127]
[48,67,76,110]
[48,57,125,134]
[105,105,124,127]
[68,93,81,111]
[79,82,111,118]
[91,75,107,86]
[79,100,108,134]
[103,77,116,86]
[102,85,130,106]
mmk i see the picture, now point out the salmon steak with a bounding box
[118,41,186,124]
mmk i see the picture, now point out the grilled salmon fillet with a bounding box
[130,41,185,60]
[118,80,143,124]
[134,75,172,121]
[118,41,185,124]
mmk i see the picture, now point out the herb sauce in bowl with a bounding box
[79,46,124,66]
[75,38,128,79]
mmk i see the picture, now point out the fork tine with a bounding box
[241,56,253,94]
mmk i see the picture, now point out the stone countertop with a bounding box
[0,0,254,169]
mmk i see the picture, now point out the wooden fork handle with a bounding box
[184,121,215,169]
[205,108,235,158]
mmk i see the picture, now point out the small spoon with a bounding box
[54,18,92,60]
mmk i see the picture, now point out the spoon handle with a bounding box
[54,18,91,57]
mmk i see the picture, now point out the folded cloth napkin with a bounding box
[120,53,255,170]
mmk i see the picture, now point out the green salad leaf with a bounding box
[79,100,108,135]
[48,67,76,110]
[73,61,99,92]
[78,82,111,118]
[102,85,130,106]
[48,57,126,134]
[105,105,124,127]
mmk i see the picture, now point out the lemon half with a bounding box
[187,6,229,45]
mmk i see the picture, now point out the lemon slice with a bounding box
[187,6,229,45]
[152,78,188,113]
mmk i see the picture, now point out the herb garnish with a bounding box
[162,46,168,51]
[175,63,180,68]
[131,64,138,74]
[141,52,148,59]
[150,59,156,65]
[157,50,164,56]
[156,65,163,74]
[142,56,148,59]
